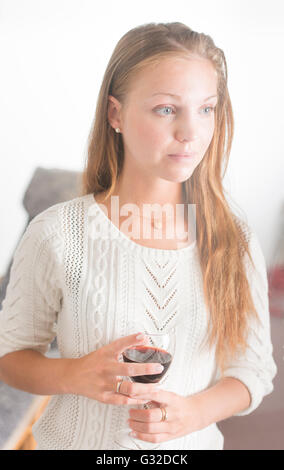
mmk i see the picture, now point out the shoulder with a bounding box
[232,213,252,244]
[234,218,267,294]
[18,194,92,257]
[27,194,92,233]
[231,213,266,272]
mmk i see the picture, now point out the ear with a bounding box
[107,95,122,131]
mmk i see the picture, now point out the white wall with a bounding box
[0,0,283,274]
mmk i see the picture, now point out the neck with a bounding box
[95,181,190,235]
[108,177,185,212]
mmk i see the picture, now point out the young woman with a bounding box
[0,22,277,450]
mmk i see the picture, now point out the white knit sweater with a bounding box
[0,194,277,450]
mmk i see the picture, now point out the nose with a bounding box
[174,114,198,143]
[176,133,197,143]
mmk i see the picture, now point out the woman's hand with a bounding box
[62,333,163,406]
[127,389,205,444]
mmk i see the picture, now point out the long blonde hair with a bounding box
[81,22,259,375]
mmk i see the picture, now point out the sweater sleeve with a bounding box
[0,207,63,358]
[220,229,278,416]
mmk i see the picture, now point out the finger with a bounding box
[102,391,151,406]
[115,361,164,378]
[109,333,148,357]
[129,404,169,423]
[129,419,171,434]
[129,430,172,444]
[129,389,171,404]
[118,380,159,397]
[107,377,158,398]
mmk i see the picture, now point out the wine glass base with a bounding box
[114,428,160,450]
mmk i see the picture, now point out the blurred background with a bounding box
[0,0,283,450]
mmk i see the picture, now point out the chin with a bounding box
[162,171,194,184]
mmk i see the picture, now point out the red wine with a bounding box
[122,346,172,383]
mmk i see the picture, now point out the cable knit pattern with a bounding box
[0,193,277,450]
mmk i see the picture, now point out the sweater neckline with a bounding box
[86,193,197,258]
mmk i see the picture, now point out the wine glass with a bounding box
[114,327,176,450]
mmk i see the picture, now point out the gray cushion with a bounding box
[23,166,82,219]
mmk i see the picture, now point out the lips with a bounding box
[168,153,196,158]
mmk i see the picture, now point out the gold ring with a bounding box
[160,406,167,422]
[116,379,123,394]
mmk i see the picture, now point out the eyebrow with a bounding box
[151,92,218,101]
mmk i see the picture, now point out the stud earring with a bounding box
[115,127,120,133]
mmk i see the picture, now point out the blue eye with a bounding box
[155,105,216,117]
[155,106,174,116]
[202,106,215,115]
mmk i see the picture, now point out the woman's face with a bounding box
[109,55,218,184]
